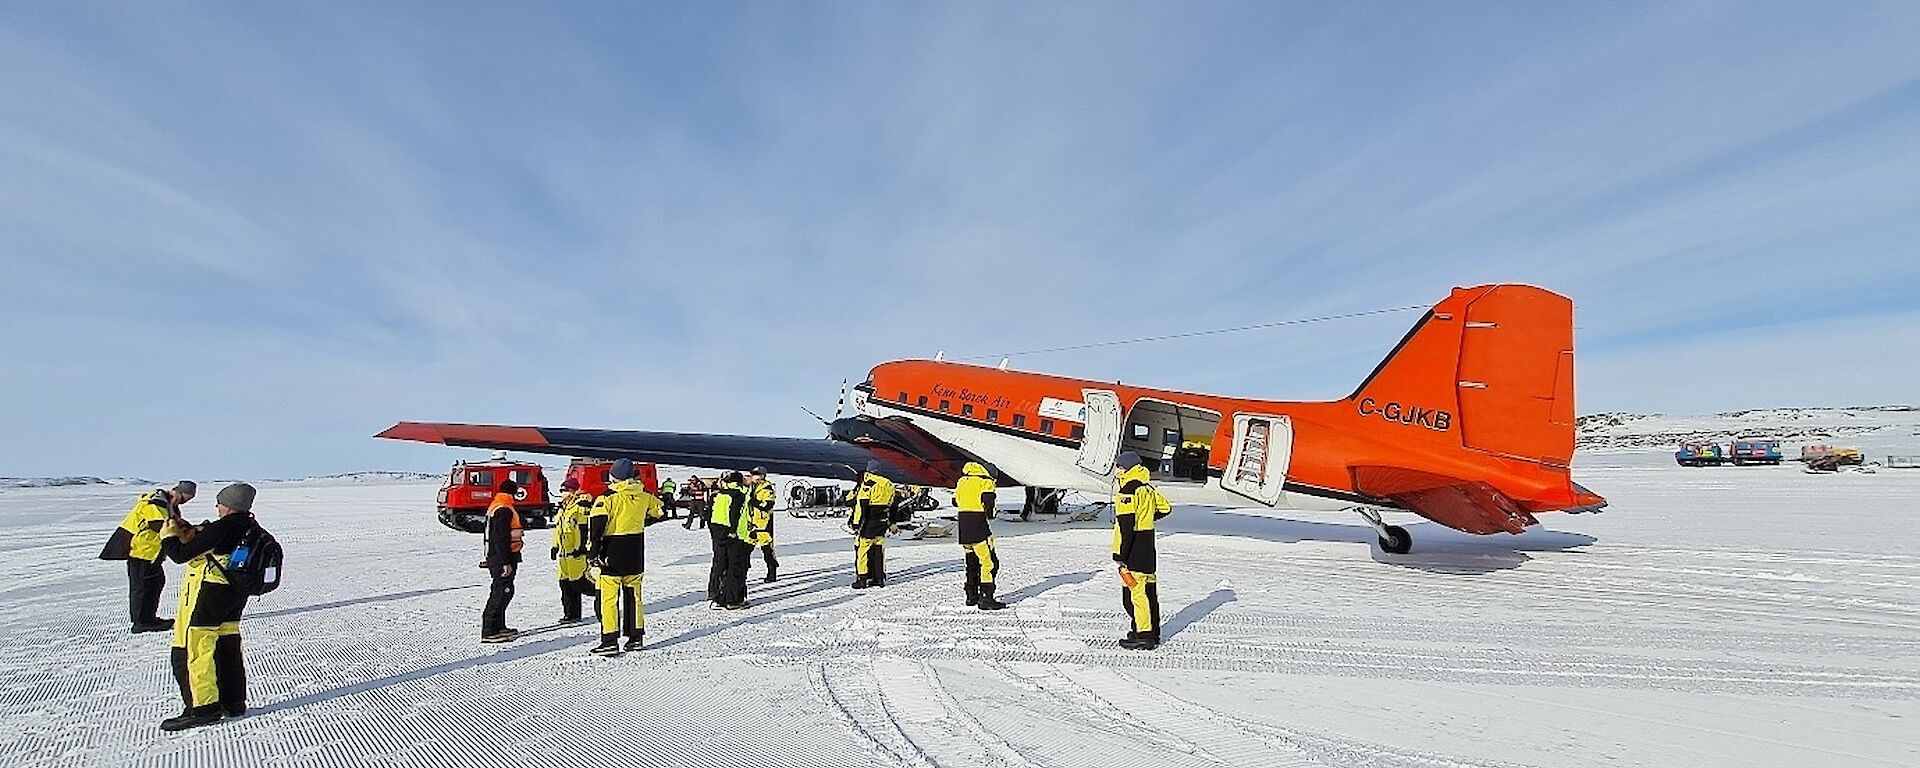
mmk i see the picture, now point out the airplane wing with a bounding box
[375,418,978,486]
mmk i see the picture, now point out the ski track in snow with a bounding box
[0,457,1917,767]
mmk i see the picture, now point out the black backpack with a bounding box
[220,524,284,596]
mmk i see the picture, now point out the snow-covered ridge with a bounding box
[0,476,151,490]
[264,471,439,484]
[0,471,437,492]
[1577,405,1920,453]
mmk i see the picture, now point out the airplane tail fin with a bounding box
[1347,284,1578,469]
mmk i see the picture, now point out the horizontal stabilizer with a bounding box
[1350,465,1537,535]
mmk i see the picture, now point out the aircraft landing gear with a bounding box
[1356,507,1412,554]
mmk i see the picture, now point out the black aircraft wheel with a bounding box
[1378,525,1412,555]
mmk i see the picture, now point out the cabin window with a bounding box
[939,400,951,412]
[897,392,908,403]
[468,470,494,487]
[1012,414,1027,428]
[1130,423,1151,441]
[917,395,928,407]
[510,469,531,484]
[986,409,999,422]
[1071,425,1086,439]
[962,404,975,417]
[1040,419,1056,434]
[1163,428,1181,447]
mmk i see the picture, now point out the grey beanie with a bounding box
[610,459,635,480]
[173,480,198,496]
[1116,451,1142,470]
[216,483,256,513]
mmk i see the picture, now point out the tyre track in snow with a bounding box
[812,658,930,768]
[871,658,1040,768]
[1080,664,1545,768]
[845,600,1920,698]
[989,661,1541,768]
[757,628,1917,698]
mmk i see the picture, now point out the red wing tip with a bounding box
[374,422,552,448]
[375,422,448,444]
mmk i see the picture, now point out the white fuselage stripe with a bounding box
[858,399,1349,512]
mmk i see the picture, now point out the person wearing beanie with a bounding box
[704,471,753,609]
[586,458,663,655]
[479,480,525,643]
[745,467,779,583]
[158,482,259,731]
[1112,452,1170,651]
[550,477,597,626]
[849,461,897,589]
[101,480,197,633]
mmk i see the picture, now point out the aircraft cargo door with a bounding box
[1221,413,1292,506]
[1076,389,1122,477]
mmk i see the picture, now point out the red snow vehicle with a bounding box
[564,458,659,497]
[437,457,553,533]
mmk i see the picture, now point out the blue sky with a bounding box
[4,2,1918,479]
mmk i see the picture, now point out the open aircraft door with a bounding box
[1222,413,1292,506]
[1076,389,1122,476]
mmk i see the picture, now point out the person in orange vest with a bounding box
[479,479,525,643]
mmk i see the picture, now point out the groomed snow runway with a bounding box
[1,456,1915,767]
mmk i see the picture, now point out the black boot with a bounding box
[763,566,778,584]
[852,577,870,590]
[160,707,221,732]
[623,633,645,652]
[590,633,622,657]
[1119,632,1159,651]
[976,584,1007,611]
[965,587,979,607]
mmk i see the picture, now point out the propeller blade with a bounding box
[834,378,848,420]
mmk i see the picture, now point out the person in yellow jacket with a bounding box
[550,478,597,625]
[850,461,896,589]
[587,460,663,655]
[746,467,779,583]
[159,483,258,731]
[99,481,196,633]
[1112,452,1170,650]
[706,472,754,609]
[954,463,1007,610]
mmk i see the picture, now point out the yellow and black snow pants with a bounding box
[964,538,998,595]
[597,573,644,639]
[855,536,886,582]
[170,565,246,714]
[1121,571,1160,640]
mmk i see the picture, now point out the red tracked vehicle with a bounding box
[437,457,553,533]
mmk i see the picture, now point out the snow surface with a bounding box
[1,458,1916,767]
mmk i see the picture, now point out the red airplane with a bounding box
[378,283,1606,553]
